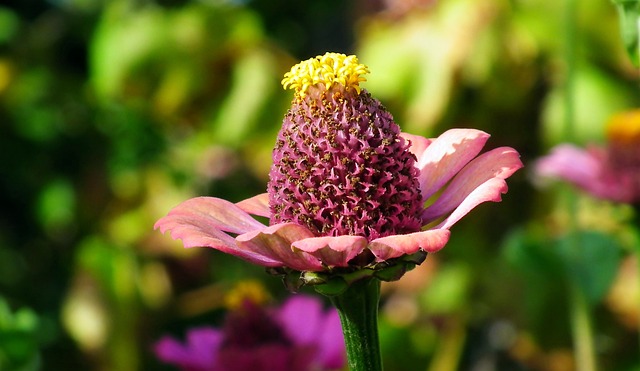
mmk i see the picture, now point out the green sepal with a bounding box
[372,251,427,281]
[373,263,407,282]
[310,268,374,296]
[282,271,303,293]
[311,275,349,296]
[267,251,429,292]
[300,271,330,286]
[266,267,303,292]
[403,250,428,266]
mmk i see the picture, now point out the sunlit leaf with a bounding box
[541,64,634,146]
[210,50,277,145]
[611,0,640,66]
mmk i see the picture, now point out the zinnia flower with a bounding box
[155,52,522,283]
[154,294,345,371]
[535,109,640,203]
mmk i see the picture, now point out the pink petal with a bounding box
[155,198,282,267]
[236,193,271,218]
[316,309,346,369]
[276,295,324,344]
[156,197,266,234]
[368,229,451,261]
[422,147,523,223]
[437,177,509,230]
[292,235,368,267]
[154,328,223,370]
[416,129,490,200]
[535,144,636,202]
[534,144,602,191]
[400,132,432,160]
[276,295,346,369]
[236,223,324,271]
[185,328,224,369]
[154,337,191,365]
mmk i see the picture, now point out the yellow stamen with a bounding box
[281,52,370,98]
[223,280,270,310]
[606,109,640,144]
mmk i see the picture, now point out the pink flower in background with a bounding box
[155,53,522,274]
[154,295,345,371]
[535,110,640,203]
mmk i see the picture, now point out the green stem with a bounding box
[329,277,383,371]
[563,0,576,143]
[570,284,597,371]
[637,249,640,364]
[427,316,466,371]
[563,1,598,369]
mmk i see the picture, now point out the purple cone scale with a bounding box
[268,86,423,240]
[155,52,523,273]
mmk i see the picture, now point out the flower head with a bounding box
[154,294,345,371]
[270,53,423,241]
[535,109,640,203]
[155,52,522,284]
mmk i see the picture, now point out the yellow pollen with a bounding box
[281,52,370,98]
[223,280,270,310]
[606,109,640,144]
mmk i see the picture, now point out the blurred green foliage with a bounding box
[611,0,640,67]
[0,299,42,371]
[1,0,640,370]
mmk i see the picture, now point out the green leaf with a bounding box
[556,230,623,305]
[611,0,640,67]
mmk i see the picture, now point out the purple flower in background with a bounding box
[154,295,345,371]
[155,53,522,277]
[535,110,640,203]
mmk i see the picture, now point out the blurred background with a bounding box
[1,0,639,370]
